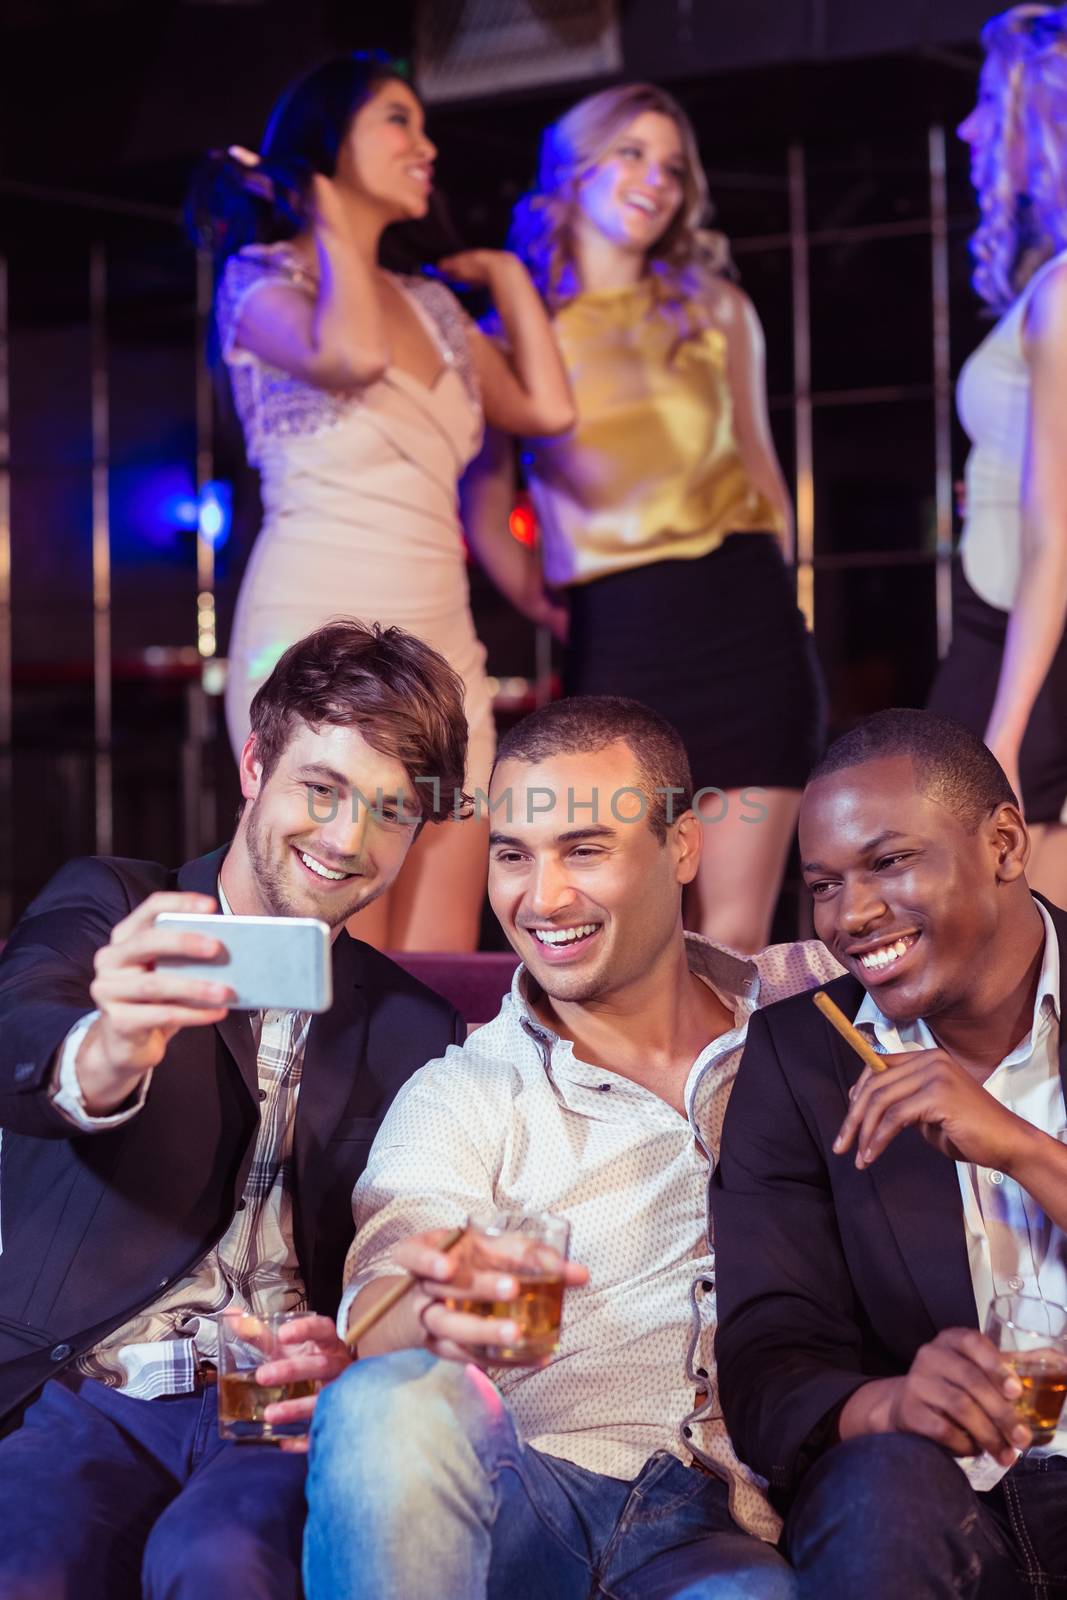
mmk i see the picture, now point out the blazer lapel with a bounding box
[822,976,978,1338]
[176,846,259,1099]
[1036,895,1067,1112]
[293,932,368,1279]
[176,845,230,901]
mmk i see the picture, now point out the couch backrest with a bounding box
[387,951,520,1030]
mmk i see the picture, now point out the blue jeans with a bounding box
[0,1373,308,1600]
[785,1433,1067,1599]
[303,1349,795,1599]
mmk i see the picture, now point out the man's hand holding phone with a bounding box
[75,892,235,1114]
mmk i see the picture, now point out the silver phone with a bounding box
[156,913,333,1013]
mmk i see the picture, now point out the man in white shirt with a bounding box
[713,708,1067,1598]
[302,694,841,1600]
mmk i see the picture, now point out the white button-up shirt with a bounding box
[855,899,1067,1480]
[341,933,842,1542]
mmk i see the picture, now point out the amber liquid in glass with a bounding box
[1010,1352,1067,1445]
[448,1274,565,1368]
[218,1370,319,1425]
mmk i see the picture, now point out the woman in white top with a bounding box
[195,53,573,951]
[929,4,1067,900]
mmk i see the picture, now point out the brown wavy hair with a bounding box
[969,4,1067,311]
[507,83,731,341]
[248,619,472,821]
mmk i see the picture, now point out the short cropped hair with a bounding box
[248,619,470,822]
[808,708,1017,831]
[493,695,692,842]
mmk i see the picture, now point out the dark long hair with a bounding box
[187,50,411,268]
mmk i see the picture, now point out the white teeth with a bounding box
[625,193,657,214]
[299,850,347,882]
[533,923,598,946]
[860,937,911,971]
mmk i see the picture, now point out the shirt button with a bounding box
[701,1280,713,1293]
[1007,1276,1025,1292]
[236,1199,247,1211]
[50,1344,72,1362]
[258,1090,266,1102]
[990,1171,1005,1185]
[683,1425,693,1438]
[697,1366,709,1379]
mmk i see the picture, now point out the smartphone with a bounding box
[156,913,333,1014]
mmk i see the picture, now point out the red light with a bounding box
[509,499,537,547]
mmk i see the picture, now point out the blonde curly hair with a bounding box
[970,4,1067,311]
[507,83,731,341]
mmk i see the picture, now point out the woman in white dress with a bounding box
[200,53,573,949]
[929,4,1067,901]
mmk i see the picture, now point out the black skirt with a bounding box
[928,561,1067,824]
[563,533,827,792]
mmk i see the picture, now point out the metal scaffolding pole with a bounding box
[788,143,815,630]
[89,242,113,855]
[929,124,955,659]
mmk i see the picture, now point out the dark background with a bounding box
[0,0,999,935]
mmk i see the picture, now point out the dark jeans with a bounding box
[786,1433,1067,1599]
[304,1349,795,1599]
[0,1373,308,1600]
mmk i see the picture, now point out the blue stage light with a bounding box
[198,480,233,548]
[167,495,200,530]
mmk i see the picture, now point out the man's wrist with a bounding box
[838,1377,900,1440]
[75,1020,146,1115]
[1001,1117,1064,1186]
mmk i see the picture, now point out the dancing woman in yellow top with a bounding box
[463,84,825,952]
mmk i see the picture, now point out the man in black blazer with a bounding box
[712,709,1067,1599]
[0,620,469,1600]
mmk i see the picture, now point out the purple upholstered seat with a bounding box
[387,951,520,1031]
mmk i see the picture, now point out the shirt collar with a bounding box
[501,931,759,1124]
[855,896,1061,1063]
[217,878,233,916]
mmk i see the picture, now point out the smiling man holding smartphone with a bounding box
[0,618,468,1600]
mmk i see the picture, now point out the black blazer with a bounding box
[710,896,1067,1510]
[0,847,463,1426]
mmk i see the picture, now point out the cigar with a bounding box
[812,990,889,1074]
[344,1225,466,1354]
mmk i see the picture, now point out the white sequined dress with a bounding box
[216,243,494,788]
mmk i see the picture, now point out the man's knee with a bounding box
[313,1350,500,1463]
[143,1521,300,1600]
[142,1452,306,1600]
[788,1433,974,1552]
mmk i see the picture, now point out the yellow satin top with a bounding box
[525,280,784,587]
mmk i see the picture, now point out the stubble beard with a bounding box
[244,801,297,919]
[244,800,388,930]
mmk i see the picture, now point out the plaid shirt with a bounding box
[72,1004,311,1397]
[48,882,312,1400]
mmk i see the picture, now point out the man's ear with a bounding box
[672,809,702,887]
[239,735,264,802]
[989,801,1030,884]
